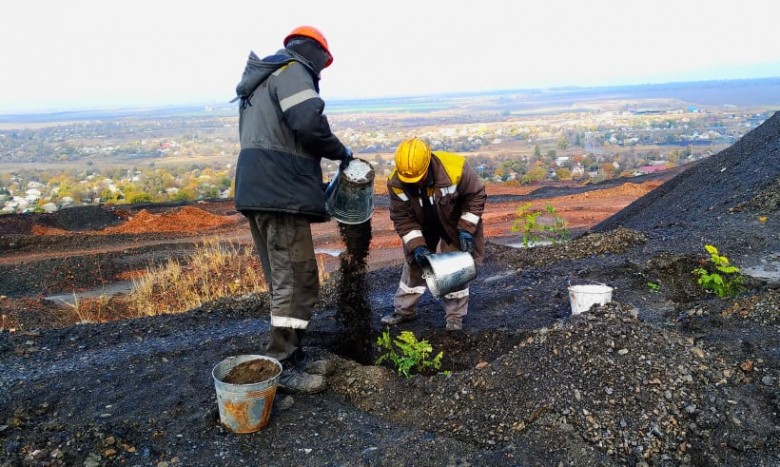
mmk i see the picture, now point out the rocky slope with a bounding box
[0,113,779,466]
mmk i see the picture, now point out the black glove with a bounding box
[413,246,431,266]
[339,148,353,171]
[458,230,475,255]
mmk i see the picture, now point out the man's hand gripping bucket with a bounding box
[325,158,375,224]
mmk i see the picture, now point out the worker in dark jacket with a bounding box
[233,26,352,394]
[383,138,486,331]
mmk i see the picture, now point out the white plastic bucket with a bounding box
[568,283,613,315]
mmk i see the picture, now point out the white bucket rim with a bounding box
[568,284,614,294]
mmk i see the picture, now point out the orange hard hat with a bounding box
[395,138,432,184]
[284,25,333,68]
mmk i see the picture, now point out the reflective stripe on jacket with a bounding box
[233,49,348,221]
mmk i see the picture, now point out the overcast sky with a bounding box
[2,0,780,113]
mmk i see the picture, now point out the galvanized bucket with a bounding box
[325,158,375,224]
[420,251,477,298]
[212,354,282,433]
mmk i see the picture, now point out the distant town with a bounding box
[1,78,778,214]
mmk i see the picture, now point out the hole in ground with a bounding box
[327,328,527,375]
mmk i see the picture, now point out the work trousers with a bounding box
[246,211,319,365]
[393,240,470,321]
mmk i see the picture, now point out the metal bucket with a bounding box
[325,158,375,224]
[568,283,613,315]
[212,355,282,433]
[420,251,477,298]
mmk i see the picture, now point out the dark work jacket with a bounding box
[233,49,349,221]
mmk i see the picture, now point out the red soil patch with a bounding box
[31,206,239,236]
[103,206,237,234]
[32,225,70,236]
[115,270,148,281]
[484,180,664,234]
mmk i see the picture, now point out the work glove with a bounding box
[412,246,431,266]
[458,230,476,255]
[339,147,353,171]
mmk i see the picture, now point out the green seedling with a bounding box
[375,329,443,378]
[647,281,661,292]
[511,203,570,247]
[692,244,745,298]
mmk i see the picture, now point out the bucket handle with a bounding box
[324,169,340,198]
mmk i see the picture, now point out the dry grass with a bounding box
[70,293,111,324]
[128,237,268,317]
[46,238,333,327]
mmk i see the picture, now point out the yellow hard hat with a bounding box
[395,138,431,184]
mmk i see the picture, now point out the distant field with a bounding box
[329,77,780,116]
[0,154,237,174]
[1,78,776,209]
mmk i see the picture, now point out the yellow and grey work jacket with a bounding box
[387,151,487,264]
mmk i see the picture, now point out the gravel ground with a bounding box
[0,113,778,466]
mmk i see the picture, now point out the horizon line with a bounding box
[1,75,780,118]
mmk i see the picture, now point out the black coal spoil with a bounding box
[334,220,373,363]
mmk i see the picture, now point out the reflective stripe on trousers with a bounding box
[246,211,319,363]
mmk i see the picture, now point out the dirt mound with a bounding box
[0,205,124,235]
[0,201,242,237]
[330,300,778,465]
[1,117,780,465]
[24,206,237,236]
[594,112,780,260]
[102,206,236,234]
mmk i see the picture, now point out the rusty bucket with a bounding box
[212,355,282,433]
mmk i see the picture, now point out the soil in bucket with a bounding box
[222,358,280,385]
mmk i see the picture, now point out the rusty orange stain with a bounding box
[220,386,279,433]
[222,400,252,433]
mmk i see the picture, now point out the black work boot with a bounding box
[446,318,463,332]
[277,367,327,395]
[289,349,335,376]
[381,311,417,325]
[298,355,335,376]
